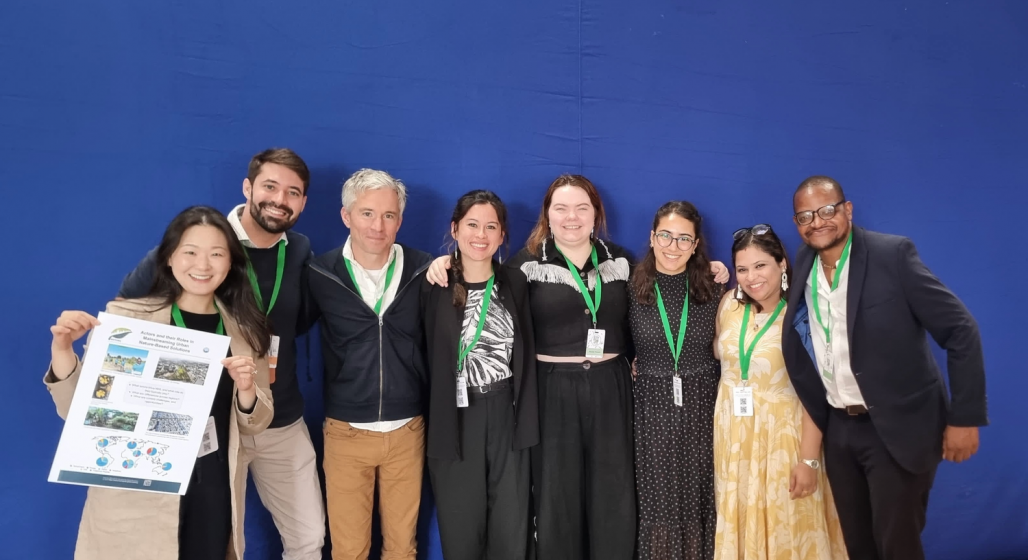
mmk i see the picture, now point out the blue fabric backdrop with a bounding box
[2,1,1025,559]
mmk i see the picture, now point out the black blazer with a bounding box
[782,226,987,474]
[421,262,539,461]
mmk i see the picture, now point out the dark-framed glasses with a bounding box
[654,231,697,250]
[794,200,846,226]
[733,223,773,241]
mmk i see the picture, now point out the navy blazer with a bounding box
[782,226,987,474]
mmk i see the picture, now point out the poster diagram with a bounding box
[93,436,173,476]
[48,312,230,495]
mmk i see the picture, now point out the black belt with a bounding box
[834,404,869,416]
[468,378,512,396]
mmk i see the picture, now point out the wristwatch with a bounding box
[801,459,821,470]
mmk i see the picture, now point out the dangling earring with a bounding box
[781,271,789,291]
[454,247,459,260]
[590,227,595,239]
[735,285,743,300]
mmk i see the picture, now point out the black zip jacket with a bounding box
[420,263,539,460]
[308,244,432,423]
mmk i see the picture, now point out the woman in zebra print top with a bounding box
[421,190,538,560]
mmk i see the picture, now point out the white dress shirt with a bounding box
[804,253,867,408]
[341,236,413,432]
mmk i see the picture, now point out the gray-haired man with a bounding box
[307,169,432,560]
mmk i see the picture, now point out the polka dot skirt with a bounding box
[630,272,722,560]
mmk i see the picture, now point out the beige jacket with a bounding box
[44,298,274,560]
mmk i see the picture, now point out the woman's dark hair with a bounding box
[149,206,271,356]
[730,226,792,313]
[447,190,509,307]
[631,201,718,305]
[525,174,609,256]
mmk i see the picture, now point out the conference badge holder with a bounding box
[733,386,753,417]
[197,416,219,457]
[268,335,280,384]
[456,376,469,408]
[586,329,605,359]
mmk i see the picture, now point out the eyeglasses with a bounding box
[794,200,846,226]
[654,231,697,250]
[733,223,773,241]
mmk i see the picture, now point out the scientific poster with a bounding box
[48,312,230,495]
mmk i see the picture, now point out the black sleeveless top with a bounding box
[629,271,721,377]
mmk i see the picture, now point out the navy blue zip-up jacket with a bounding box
[308,244,432,423]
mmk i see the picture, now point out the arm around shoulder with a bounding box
[118,247,160,299]
[712,290,735,360]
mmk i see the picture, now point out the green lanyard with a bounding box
[171,302,224,335]
[456,275,495,376]
[810,232,853,344]
[344,253,398,315]
[557,244,602,327]
[244,240,286,315]
[654,278,689,374]
[738,300,785,381]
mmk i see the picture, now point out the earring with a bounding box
[454,247,459,260]
[735,285,743,300]
[781,271,789,291]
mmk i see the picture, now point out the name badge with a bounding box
[197,416,219,457]
[821,345,834,381]
[268,335,280,384]
[456,376,469,408]
[732,386,753,417]
[672,375,683,407]
[586,329,606,359]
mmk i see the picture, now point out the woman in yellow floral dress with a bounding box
[712,224,847,560]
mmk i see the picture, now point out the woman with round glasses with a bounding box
[629,201,722,560]
[712,224,847,560]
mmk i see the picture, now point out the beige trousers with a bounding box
[239,418,326,560]
[324,415,426,560]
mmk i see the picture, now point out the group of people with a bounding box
[44,147,988,560]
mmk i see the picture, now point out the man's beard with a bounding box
[250,201,296,234]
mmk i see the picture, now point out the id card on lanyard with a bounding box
[655,279,689,407]
[456,274,495,408]
[810,232,852,382]
[558,245,604,359]
[245,240,286,384]
[735,300,785,417]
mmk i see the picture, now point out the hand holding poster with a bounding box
[48,312,230,495]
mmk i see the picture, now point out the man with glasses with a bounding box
[781,175,987,560]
